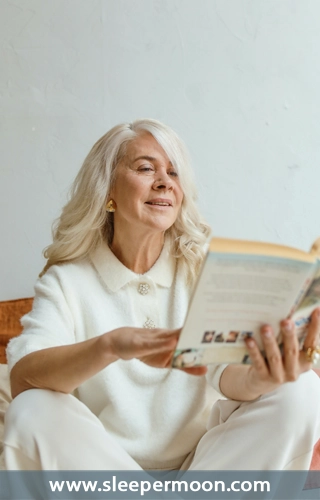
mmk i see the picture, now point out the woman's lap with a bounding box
[4,370,320,471]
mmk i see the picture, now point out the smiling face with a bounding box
[109,132,184,241]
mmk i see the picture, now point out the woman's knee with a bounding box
[4,388,73,437]
[260,369,320,432]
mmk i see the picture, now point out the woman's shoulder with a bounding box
[38,255,94,288]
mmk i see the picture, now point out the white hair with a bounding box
[41,118,210,284]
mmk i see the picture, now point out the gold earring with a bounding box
[105,199,116,212]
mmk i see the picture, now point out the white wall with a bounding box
[1,0,320,300]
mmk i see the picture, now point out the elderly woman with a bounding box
[4,119,320,470]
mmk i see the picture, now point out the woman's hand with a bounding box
[107,327,207,376]
[220,307,320,401]
[243,307,320,399]
[107,327,179,366]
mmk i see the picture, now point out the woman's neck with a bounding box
[110,231,165,274]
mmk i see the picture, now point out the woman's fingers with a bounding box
[259,326,285,383]
[281,320,299,381]
[109,327,180,361]
[303,308,320,350]
[246,324,297,384]
[179,366,208,376]
[299,307,320,370]
[142,328,180,346]
[134,328,182,359]
[133,334,178,356]
[244,336,269,378]
[243,309,320,392]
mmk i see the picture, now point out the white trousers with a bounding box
[3,370,320,471]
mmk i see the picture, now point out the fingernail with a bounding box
[262,327,272,338]
[282,321,292,333]
[247,339,255,348]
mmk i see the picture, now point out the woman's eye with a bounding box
[138,165,154,173]
[169,170,178,177]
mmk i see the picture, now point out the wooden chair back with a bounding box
[0,298,33,363]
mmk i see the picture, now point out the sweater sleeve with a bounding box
[6,266,75,373]
[205,363,229,396]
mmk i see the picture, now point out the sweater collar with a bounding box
[90,239,175,292]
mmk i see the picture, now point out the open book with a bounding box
[172,237,320,367]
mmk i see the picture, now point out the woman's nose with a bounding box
[153,173,173,190]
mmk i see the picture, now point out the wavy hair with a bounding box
[41,119,210,284]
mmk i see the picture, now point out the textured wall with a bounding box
[1,0,320,299]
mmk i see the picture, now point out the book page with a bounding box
[291,262,320,343]
[173,253,316,366]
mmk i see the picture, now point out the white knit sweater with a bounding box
[7,241,226,470]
